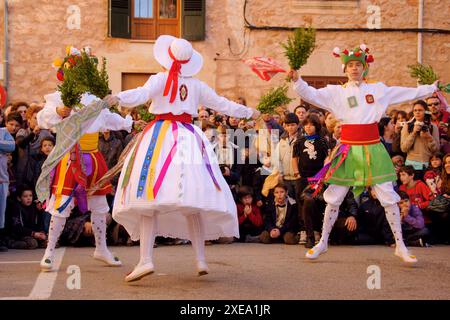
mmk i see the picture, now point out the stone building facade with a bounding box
[1,0,449,109]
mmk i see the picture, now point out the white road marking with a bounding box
[0,248,66,300]
[0,261,40,264]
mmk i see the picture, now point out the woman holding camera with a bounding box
[401,100,440,178]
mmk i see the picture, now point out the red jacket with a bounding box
[400,180,434,210]
[237,204,263,227]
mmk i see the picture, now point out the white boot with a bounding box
[40,215,66,272]
[305,205,339,260]
[187,213,208,276]
[125,215,156,282]
[385,205,418,264]
[91,212,122,266]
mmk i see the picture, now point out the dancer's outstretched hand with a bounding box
[251,109,261,120]
[287,69,299,82]
[56,106,72,118]
[104,95,120,107]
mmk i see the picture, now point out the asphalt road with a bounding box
[0,243,449,300]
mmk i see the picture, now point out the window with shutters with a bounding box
[109,0,205,41]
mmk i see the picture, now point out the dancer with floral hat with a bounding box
[37,47,137,271]
[105,35,259,282]
[289,44,439,264]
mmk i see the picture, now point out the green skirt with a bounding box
[327,143,397,187]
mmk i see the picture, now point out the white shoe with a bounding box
[197,261,209,276]
[298,231,307,244]
[125,262,154,282]
[40,256,54,272]
[395,247,418,264]
[93,250,122,267]
[305,243,328,260]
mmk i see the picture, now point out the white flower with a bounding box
[83,46,91,55]
[333,47,341,55]
[70,47,81,56]
[360,44,367,51]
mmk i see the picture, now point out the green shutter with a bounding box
[181,0,205,41]
[109,0,131,38]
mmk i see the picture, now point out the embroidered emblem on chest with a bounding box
[365,94,375,104]
[347,96,358,108]
[179,84,188,101]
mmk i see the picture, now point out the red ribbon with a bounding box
[163,47,190,103]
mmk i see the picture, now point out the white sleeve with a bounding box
[37,92,64,129]
[116,73,165,108]
[97,109,133,133]
[379,83,437,105]
[198,81,254,119]
[293,77,336,113]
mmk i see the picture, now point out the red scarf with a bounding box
[163,47,190,103]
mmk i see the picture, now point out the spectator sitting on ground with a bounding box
[397,190,430,247]
[424,153,443,197]
[355,187,394,246]
[259,183,299,245]
[7,185,47,249]
[236,186,263,243]
[399,165,434,211]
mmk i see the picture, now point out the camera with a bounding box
[421,124,429,132]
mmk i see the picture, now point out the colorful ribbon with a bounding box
[163,47,190,103]
[137,120,164,198]
[182,123,221,191]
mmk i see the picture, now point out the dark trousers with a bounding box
[284,179,303,229]
[298,177,325,239]
[403,227,430,246]
[238,224,263,242]
[259,230,298,244]
[330,217,358,245]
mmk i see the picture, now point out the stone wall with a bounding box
[2,0,449,110]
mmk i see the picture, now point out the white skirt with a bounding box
[112,120,239,241]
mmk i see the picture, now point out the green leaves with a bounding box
[281,27,316,71]
[408,63,438,85]
[257,85,293,115]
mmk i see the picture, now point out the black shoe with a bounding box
[305,237,315,249]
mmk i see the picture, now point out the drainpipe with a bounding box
[417,0,423,64]
[3,0,9,92]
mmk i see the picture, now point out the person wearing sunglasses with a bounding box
[426,96,450,154]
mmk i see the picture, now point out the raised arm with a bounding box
[116,72,165,108]
[37,92,65,129]
[198,81,255,119]
[293,77,336,113]
[380,82,437,106]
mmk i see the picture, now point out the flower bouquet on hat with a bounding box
[54,46,109,111]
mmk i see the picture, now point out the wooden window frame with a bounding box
[131,0,181,40]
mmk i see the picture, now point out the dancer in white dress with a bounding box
[106,35,259,282]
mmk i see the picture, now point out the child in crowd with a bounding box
[236,186,263,243]
[423,153,443,196]
[399,165,434,210]
[259,183,298,244]
[397,191,430,247]
[7,185,47,249]
[292,114,329,248]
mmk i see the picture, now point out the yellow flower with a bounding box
[66,45,72,55]
[52,58,63,68]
